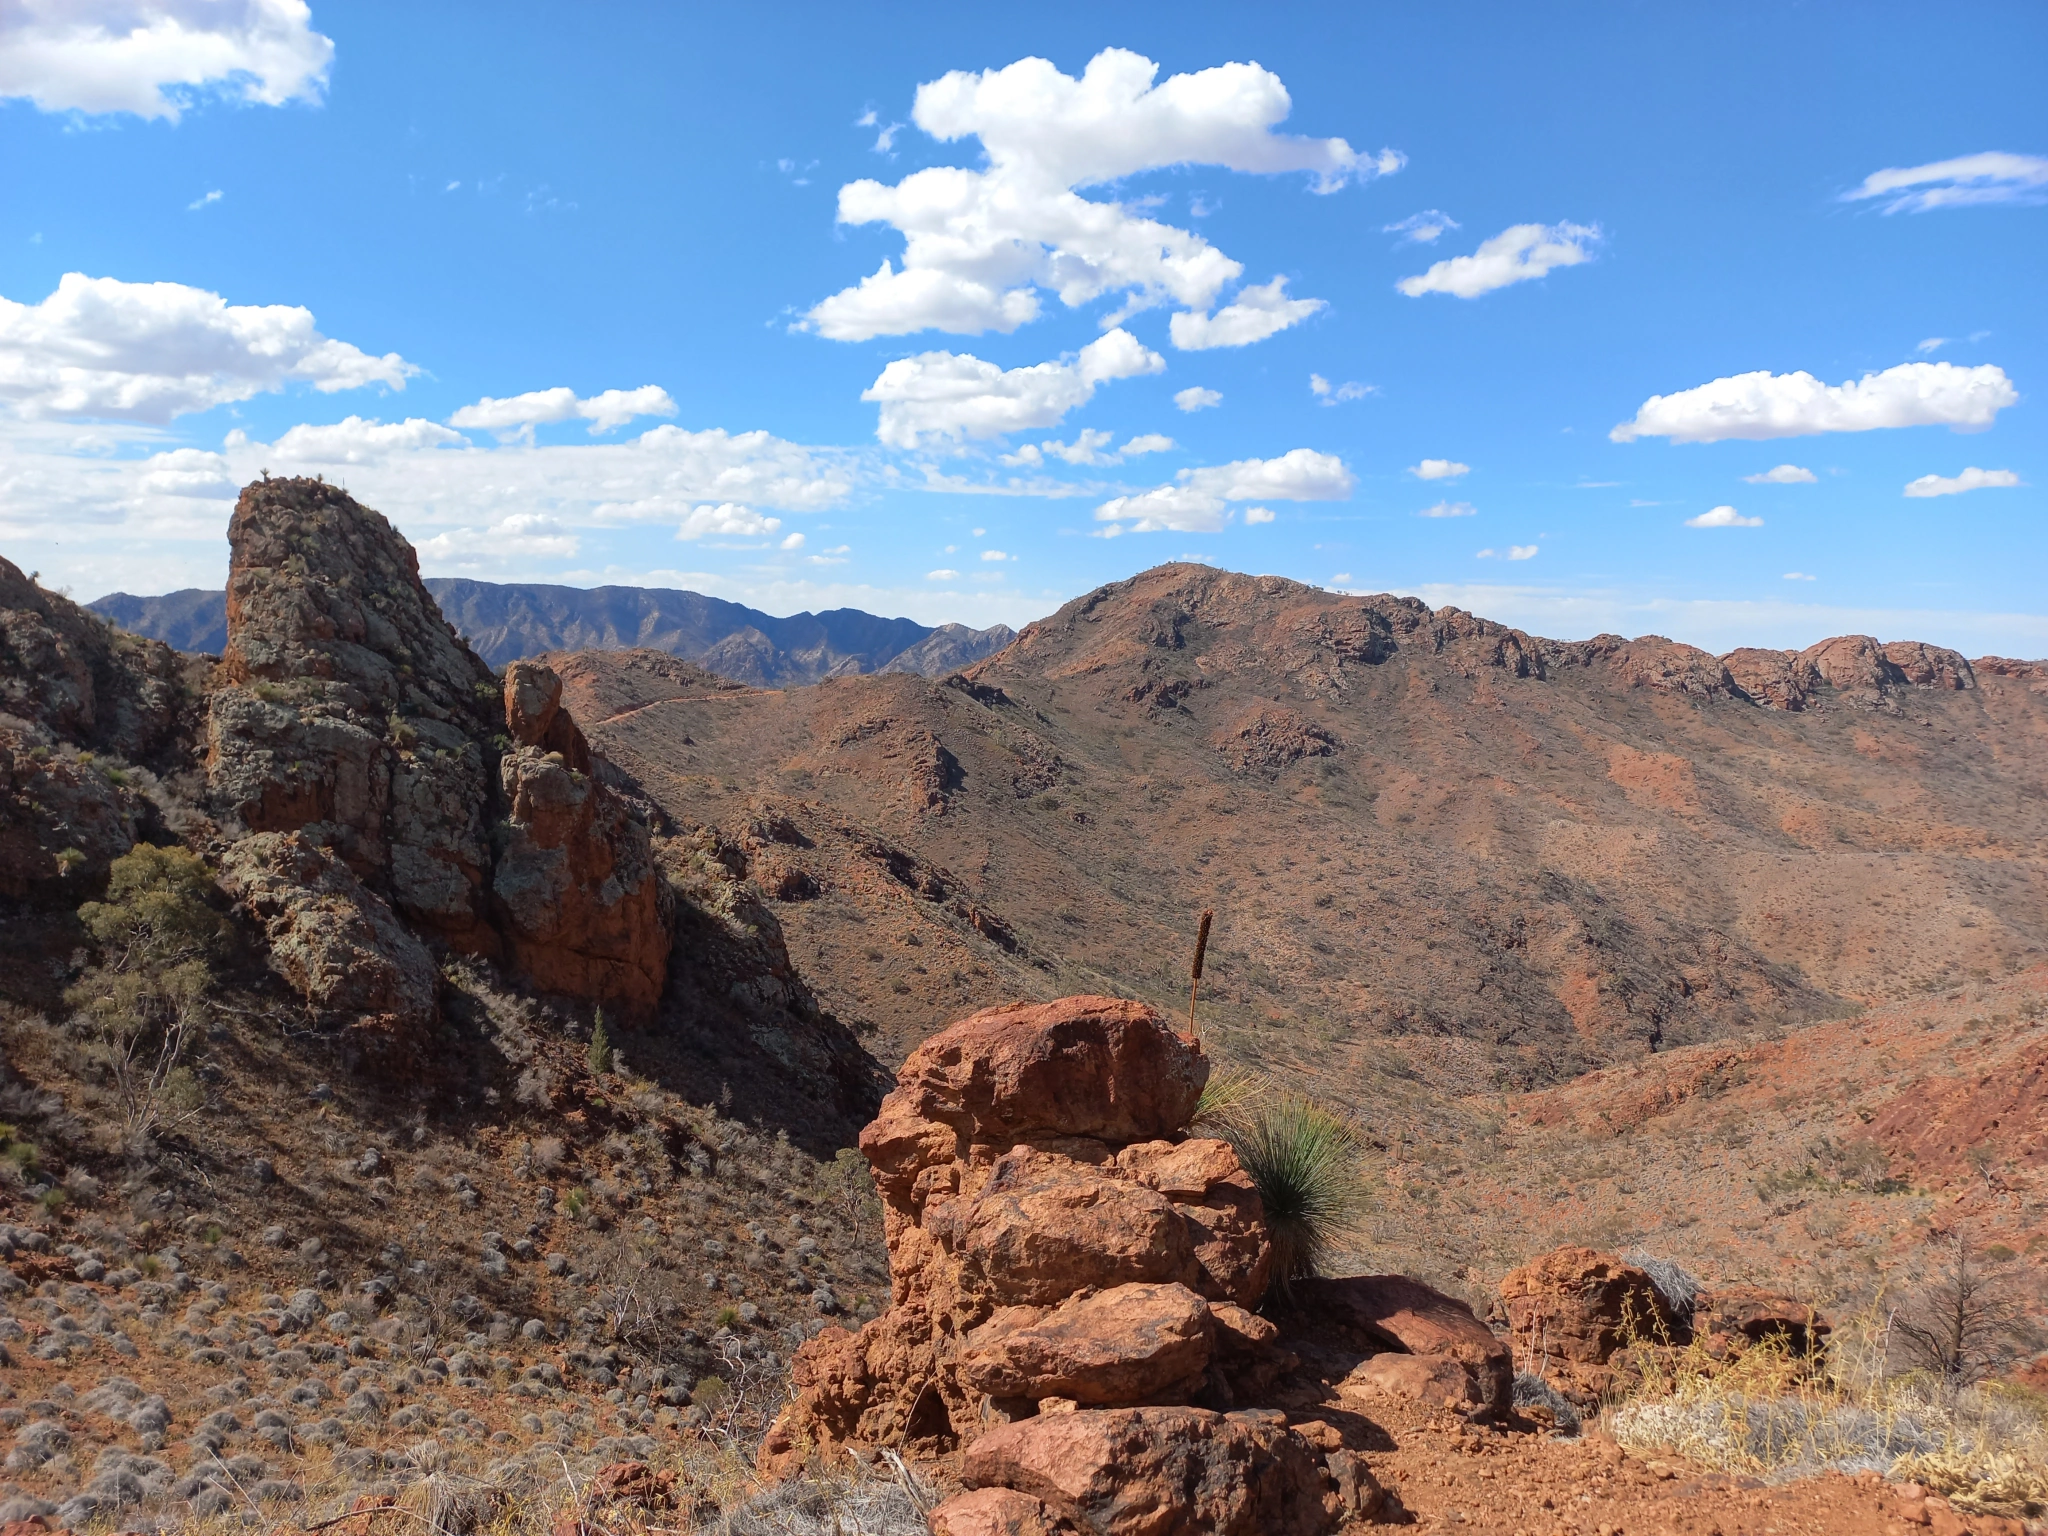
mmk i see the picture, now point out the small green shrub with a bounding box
[587,1009,614,1076]
[1216,1086,1367,1292]
[68,844,228,1149]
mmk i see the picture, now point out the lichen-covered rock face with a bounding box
[217,831,439,1066]
[200,479,672,1037]
[0,554,199,768]
[0,723,153,898]
[206,478,499,949]
[761,997,1281,1473]
[0,556,204,900]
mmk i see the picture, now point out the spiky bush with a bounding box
[1215,1088,1367,1290]
[1623,1246,1704,1323]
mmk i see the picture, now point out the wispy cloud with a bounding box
[186,189,223,211]
[1417,500,1476,518]
[1742,464,1816,484]
[1685,505,1764,527]
[1309,373,1373,403]
[1398,222,1599,299]
[1844,151,2048,214]
[1383,210,1459,245]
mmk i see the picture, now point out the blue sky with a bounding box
[2,1,2043,654]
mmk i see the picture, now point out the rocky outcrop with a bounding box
[764,993,1496,1531]
[494,661,668,1019]
[1497,1247,1677,1401]
[217,832,439,1062]
[206,478,501,948]
[763,997,1274,1468]
[0,556,205,899]
[200,479,671,1042]
[1722,647,1823,711]
[1,556,199,768]
[1722,636,1976,710]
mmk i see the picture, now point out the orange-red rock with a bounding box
[962,1406,1381,1536]
[927,1487,1076,1536]
[958,1283,1213,1406]
[1691,1285,1830,1358]
[1497,1246,1678,1369]
[1288,1274,1512,1417]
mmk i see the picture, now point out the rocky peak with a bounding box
[201,479,671,1048]
[222,477,498,726]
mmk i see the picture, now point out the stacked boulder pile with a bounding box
[762,995,1515,1535]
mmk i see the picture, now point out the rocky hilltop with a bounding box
[555,562,2048,1097]
[90,578,1017,685]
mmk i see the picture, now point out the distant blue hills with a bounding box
[88,578,1016,687]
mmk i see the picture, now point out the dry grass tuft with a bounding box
[1608,1302,2048,1517]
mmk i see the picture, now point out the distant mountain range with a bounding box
[87,579,1017,686]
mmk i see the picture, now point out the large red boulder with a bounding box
[959,1406,1382,1536]
[959,1283,1214,1406]
[1497,1246,1677,1367]
[1286,1275,1512,1418]
[861,997,1208,1199]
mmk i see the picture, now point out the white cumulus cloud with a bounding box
[1742,463,1817,484]
[0,0,333,120]
[1686,506,1764,527]
[1612,361,2018,444]
[1903,466,2022,498]
[1844,151,2048,215]
[1397,222,1599,299]
[861,327,1162,449]
[1410,458,1469,480]
[1170,275,1325,350]
[674,503,781,540]
[1417,500,1476,518]
[0,272,413,423]
[1174,386,1222,412]
[803,49,1394,344]
[1094,446,1353,533]
[927,568,960,581]
[1244,506,1274,524]
[449,384,676,437]
[246,415,463,464]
